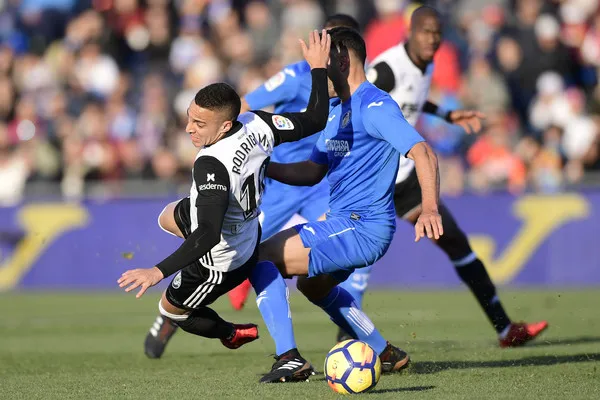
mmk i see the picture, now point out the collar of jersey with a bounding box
[204,120,243,147]
[403,43,428,74]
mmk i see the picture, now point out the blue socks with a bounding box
[338,266,372,308]
[249,263,384,355]
[249,261,297,356]
[312,286,387,355]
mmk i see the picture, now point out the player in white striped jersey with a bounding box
[117,32,331,374]
[337,6,548,347]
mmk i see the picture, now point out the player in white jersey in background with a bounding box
[337,6,548,348]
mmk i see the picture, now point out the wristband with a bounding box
[436,107,452,122]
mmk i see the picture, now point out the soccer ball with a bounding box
[324,339,381,394]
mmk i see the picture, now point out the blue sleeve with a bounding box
[245,69,301,110]
[362,99,425,156]
[309,132,328,165]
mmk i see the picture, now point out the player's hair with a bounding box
[194,83,241,121]
[327,27,367,65]
[324,14,360,31]
[410,6,441,30]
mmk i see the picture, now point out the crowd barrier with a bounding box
[0,192,598,290]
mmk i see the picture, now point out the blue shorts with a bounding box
[259,178,329,240]
[294,216,393,282]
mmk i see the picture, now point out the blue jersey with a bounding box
[245,61,316,164]
[310,81,424,223]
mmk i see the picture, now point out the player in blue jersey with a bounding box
[254,27,443,382]
[226,14,361,310]
[142,15,361,360]
[336,6,548,347]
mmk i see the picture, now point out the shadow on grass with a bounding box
[369,385,435,394]
[525,336,600,348]
[411,353,600,375]
[405,336,600,349]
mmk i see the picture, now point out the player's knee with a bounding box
[158,203,181,237]
[158,296,189,322]
[157,207,172,231]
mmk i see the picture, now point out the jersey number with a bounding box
[240,158,269,220]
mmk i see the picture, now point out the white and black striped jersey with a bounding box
[187,112,279,273]
[366,43,434,184]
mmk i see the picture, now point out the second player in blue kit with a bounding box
[244,60,329,240]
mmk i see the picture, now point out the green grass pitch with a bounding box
[1,289,599,399]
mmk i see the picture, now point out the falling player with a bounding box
[142,14,360,360]
[118,30,331,375]
[335,6,547,347]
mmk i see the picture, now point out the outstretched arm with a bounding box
[423,101,486,134]
[366,61,486,135]
[154,156,229,278]
[118,156,230,298]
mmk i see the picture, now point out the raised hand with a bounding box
[300,29,331,70]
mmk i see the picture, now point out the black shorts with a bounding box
[165,197,259,310]
[393,169,422,218]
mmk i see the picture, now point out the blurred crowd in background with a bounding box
[0,0,599,205]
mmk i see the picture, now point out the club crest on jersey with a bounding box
[265,71,286,92]
[272,115,294,131]
[341,111,351,128]
[172,272,182,289]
